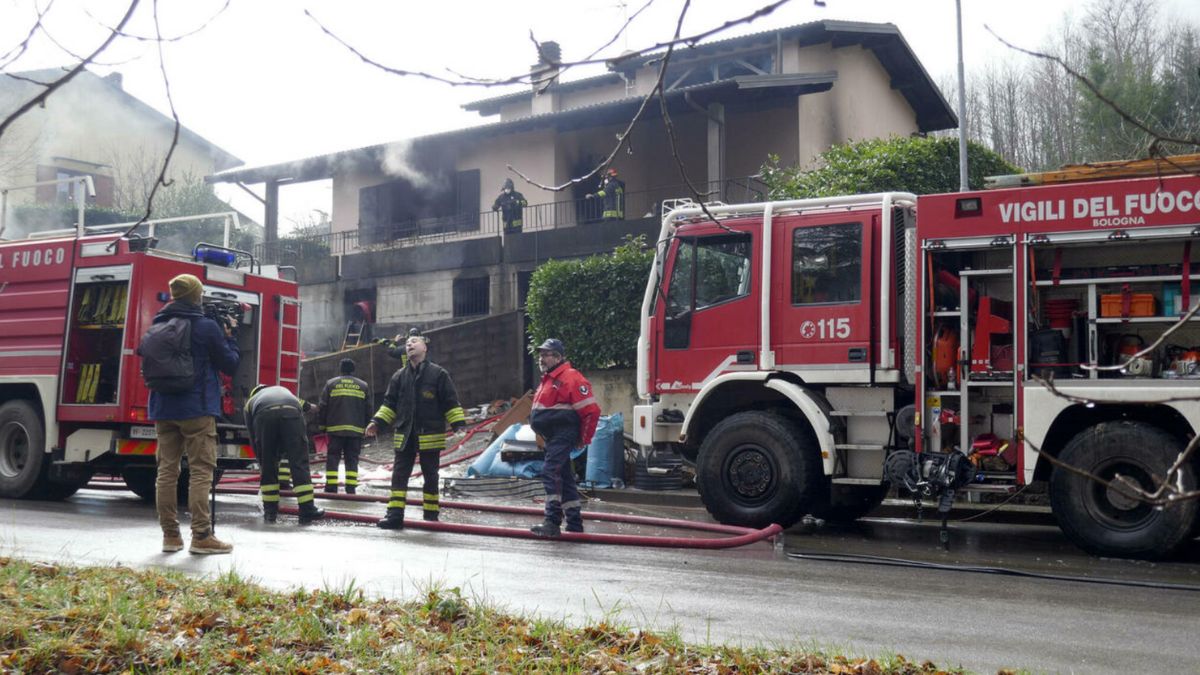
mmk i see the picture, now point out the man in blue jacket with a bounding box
[149,274,241,555]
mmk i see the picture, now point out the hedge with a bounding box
[525,235,653,370]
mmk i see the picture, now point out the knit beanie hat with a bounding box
[169,274,203,304]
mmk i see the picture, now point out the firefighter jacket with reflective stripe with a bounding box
[595,176,625,219]
[371,360,466,451]
[530,361,600,447]
[318,375,370,436]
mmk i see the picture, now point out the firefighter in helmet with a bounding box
[245,384,326,524]
[586,167,625,220]
[318,358,371,494]
[492,178,528,234]
[365,330,467,529]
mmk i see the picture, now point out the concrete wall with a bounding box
[588,367,638,435]
[459,129,559,213]
[795,44,919,168]
[298,311,526,409]
[726,102,799,180]
[831,46,918,145]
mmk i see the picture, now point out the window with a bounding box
[792,223,862,305]
[453,276,490,317]
[666,234,752,316]
[665,239,695,318]
[695,237,752,309]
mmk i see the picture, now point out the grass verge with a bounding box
[0,556,988,673]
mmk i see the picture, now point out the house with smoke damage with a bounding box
[0,69,240,219]
[208,19,954,401]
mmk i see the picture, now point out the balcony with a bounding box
[254,175,767,265]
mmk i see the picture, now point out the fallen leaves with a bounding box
[0,558,976,674]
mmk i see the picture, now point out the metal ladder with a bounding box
[276,295,302,390]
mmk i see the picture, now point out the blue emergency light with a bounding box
[193,245,237,267]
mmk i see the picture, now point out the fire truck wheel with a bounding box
[811,482,889,525]
[122,467,206,504]
[1050,421,1198,559]
[32,474,91,501]
[0,400,48,499]
[696,411,820,529]
[122,467,158,502]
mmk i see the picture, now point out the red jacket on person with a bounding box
[530,361,601,446]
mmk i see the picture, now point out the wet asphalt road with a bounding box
[1,487,1198,674]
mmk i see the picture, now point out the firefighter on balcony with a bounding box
[318,358,370,494]
[245,384,326,524]
[530,338,600,537]
[365,331,466,529]
[586,167,625,220]
[492,178,528,234]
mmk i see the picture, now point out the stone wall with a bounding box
[586,367,638,436]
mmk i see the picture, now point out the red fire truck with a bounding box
[633,160,1200,558]
[0,224,301,501]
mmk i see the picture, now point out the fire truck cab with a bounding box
[0,227,301,501]
[634,166,1200,559]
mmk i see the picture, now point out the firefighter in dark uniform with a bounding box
[365,332,467,529]
[245,385,326,524]
[318,358,370,494]
[587,167,625,220]
[492,178,528,233]
[530,338,601,537]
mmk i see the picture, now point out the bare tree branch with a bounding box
[0,0,57,70]
[1022,423,1200,506]
[82,0,232,43]
[0,0,141,141]
[307,0,793,89]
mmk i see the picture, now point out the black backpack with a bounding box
[138,317,195,393]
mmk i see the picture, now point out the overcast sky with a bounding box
[3,0,1200,232]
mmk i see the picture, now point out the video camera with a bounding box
[204,301,245,335]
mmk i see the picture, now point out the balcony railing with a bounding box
[255,175,768,265]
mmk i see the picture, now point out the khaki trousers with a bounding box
[155,416,218,537]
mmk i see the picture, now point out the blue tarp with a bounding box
[466,418,622,482]
[584,413,624,488]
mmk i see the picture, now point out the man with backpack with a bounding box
[140,273,240,555]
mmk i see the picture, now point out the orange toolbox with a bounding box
[1100,292,1156,317]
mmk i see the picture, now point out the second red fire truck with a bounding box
[633,157,1200,559]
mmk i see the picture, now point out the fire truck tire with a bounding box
[32,474,91,501]
[0,400,48,499]
[811,483,889,525]
[1050,421,1198,559]
[122,467,217,504]
[696,411,820,529]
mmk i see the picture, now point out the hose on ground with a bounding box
[786,550,1200,592]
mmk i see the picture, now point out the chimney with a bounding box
[104,72,123,90]
[530,41,560,116]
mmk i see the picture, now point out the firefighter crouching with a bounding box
[366,332,466,529]
[245,385,326,524]
[319,358,370,494]
[530,338,600,537]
